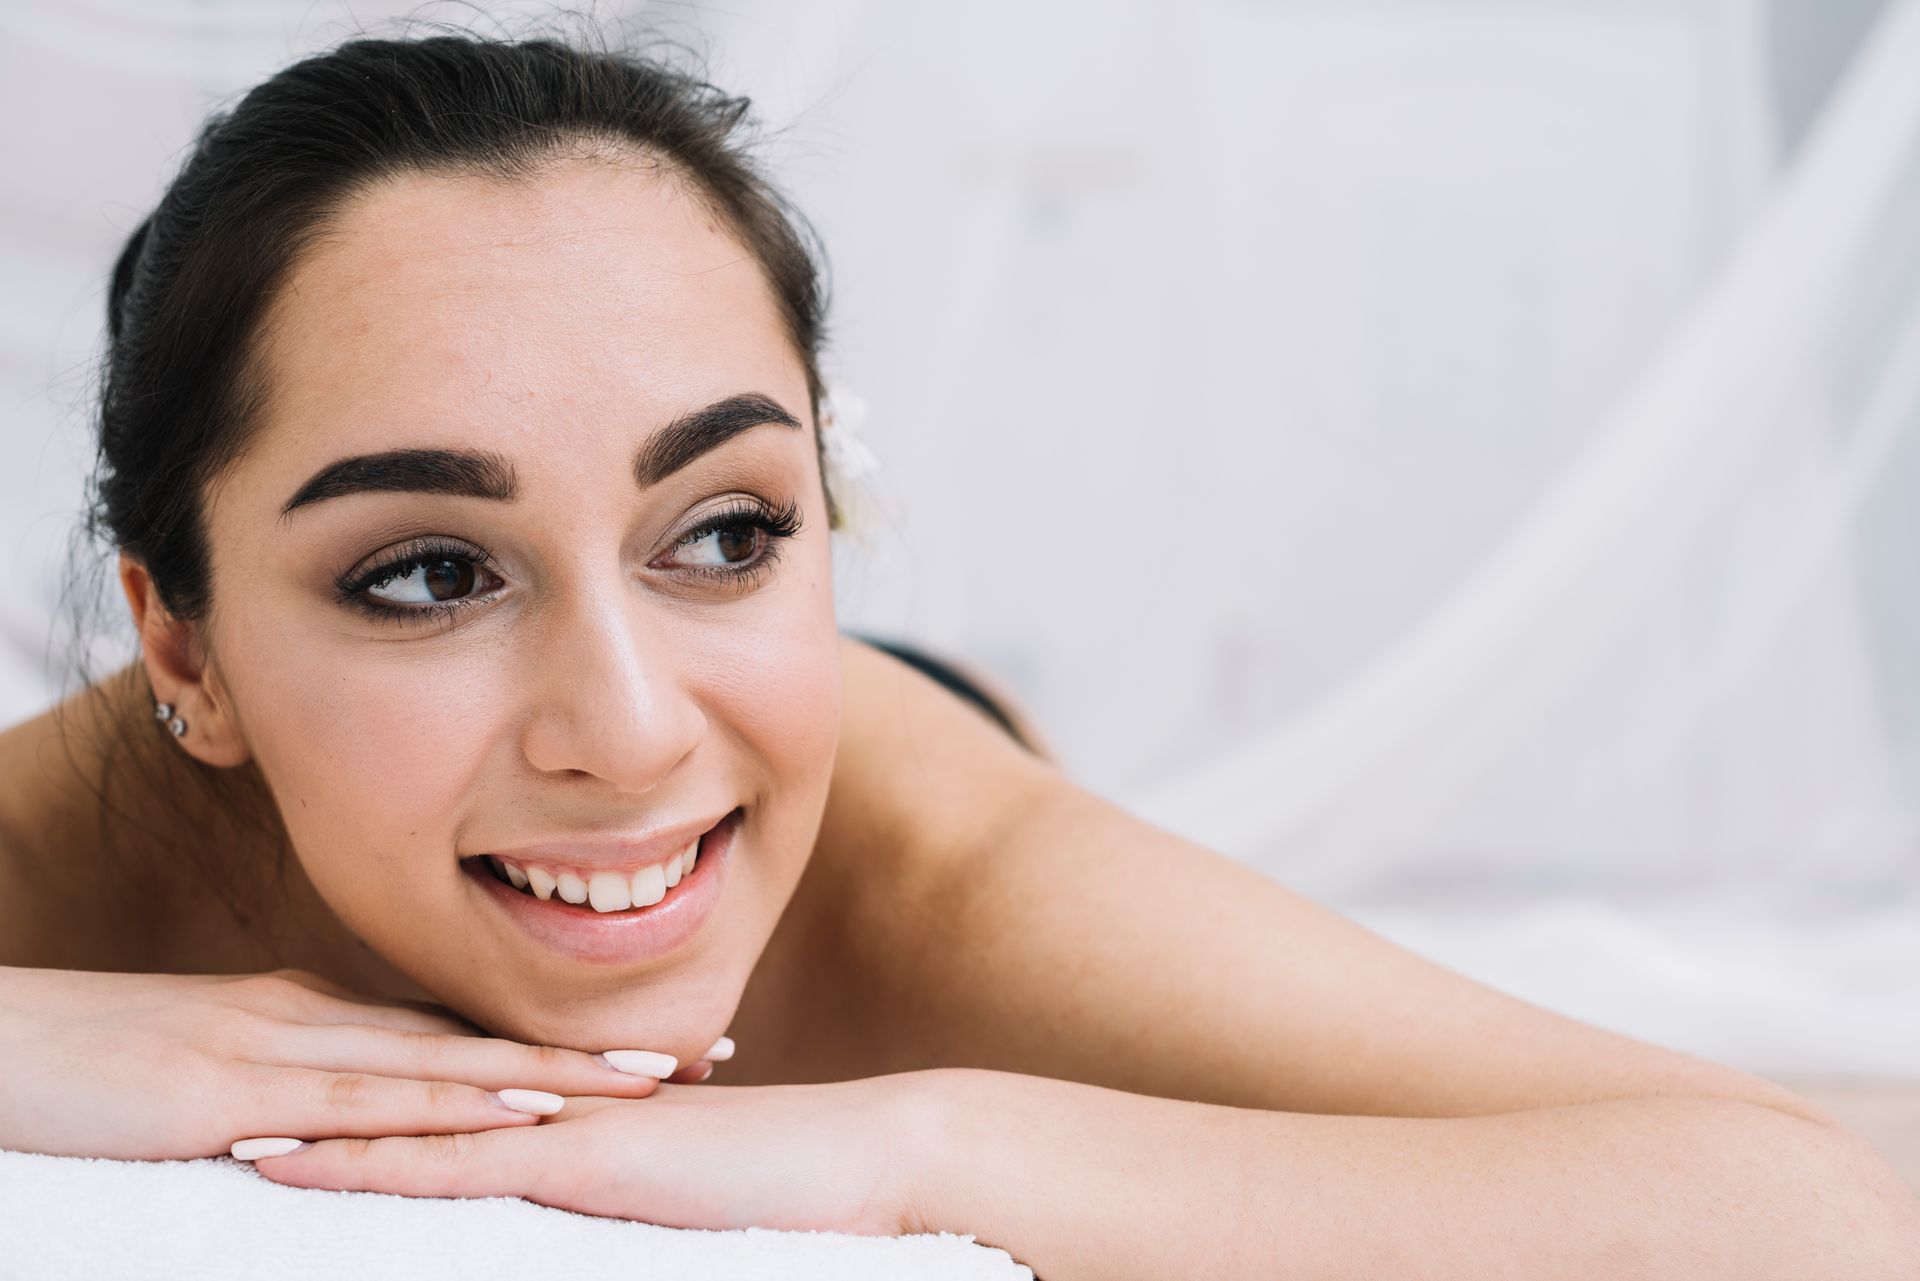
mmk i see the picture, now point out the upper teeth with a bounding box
[489,839,700,913]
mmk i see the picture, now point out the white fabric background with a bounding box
[0,0,1913,1076]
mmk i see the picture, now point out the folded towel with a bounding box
[0,1147,1032,1280]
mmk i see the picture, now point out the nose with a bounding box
[518,583,707,792]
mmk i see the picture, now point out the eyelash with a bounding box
[334,497,804,628]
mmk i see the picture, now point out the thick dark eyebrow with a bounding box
[279,392,802,521]
[633,392,803,487]
[280,448,516,520]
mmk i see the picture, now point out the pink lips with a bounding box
[465,809,737,966]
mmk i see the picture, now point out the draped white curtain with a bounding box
[1129,0,1920,1073]
[1138,0,1920,903]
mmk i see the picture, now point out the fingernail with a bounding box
[231,1137,310,1160]
[691,1061,716,1083]
[704,1036,736,1062]
[597,1049,678,1077]
[494,1088,565,1115]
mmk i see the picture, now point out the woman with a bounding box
[0,29,1912,1279]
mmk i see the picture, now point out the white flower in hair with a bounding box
[818,382,884,537]
[819,384,880,480]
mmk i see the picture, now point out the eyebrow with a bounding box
[279,392,803,519]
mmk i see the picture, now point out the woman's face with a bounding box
[187,158,842,1062]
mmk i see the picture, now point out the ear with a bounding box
[117,551,251,768]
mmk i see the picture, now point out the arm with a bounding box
[830,640,1920,1273]
[907,1068,1920,1281]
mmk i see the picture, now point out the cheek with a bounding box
[669,551,842,939]
[683,554,842,790]
[216,611,501,897]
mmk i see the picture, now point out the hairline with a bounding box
[200,135,816,534]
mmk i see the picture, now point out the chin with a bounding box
[497,984,737,1064]
[395,934,752,1069]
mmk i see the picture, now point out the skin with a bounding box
[1,154,1916,1277]
[166,157,839,1067]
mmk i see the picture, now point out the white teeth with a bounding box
[495,832,708,910]
[630,862,667,907]
[587,871,632,913]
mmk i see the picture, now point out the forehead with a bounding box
[245,156,798,463]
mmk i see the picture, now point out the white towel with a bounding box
[0,1147,1033,1280]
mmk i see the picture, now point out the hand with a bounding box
[0,965,686,1161]
[246,1072,947,1236]
[660,1034,734,1084]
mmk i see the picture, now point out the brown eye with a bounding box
[715,526,759,563]
[421,559,475,599]
[672,521,765,569]
[367,557,483,605]
[655,497,801,580]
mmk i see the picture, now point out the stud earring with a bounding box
[154,699,188,738]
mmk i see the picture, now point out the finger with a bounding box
[246,1126,553,1202]
[261,968,357,1000]
[235,971,485,1037]
[252,1025,664,1098]
[247,1066,558,1139]
[300,1004,481,1037]
[663,1034,731,1082]
[664,1060,713,1084]
[385,998,488,1032]
[232,979,479,1037]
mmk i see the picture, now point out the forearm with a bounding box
[906,1069,1920,1281]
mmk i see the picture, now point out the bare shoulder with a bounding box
[0,678,193,973]
[792,635,1836,1127]
[727,635,1054,1080]
[821,634,1058,878]
[0,703,75,966]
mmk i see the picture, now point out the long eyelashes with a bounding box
[668,496,802,582]
[334,497,804,629]
[335,536,502,628]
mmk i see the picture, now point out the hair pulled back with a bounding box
[93,28,833,625]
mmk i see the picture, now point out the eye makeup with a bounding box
[330,494,804,628]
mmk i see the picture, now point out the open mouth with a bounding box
[461,809,740,966]
[463,808,738,916]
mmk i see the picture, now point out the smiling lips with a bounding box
[467,811,737,966]
[484,838,699,913]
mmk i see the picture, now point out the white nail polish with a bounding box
[704,1036,736,1062]
[231,1137,309,1160]
[495,1088,565,1115]
[599,1049,678,1077]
